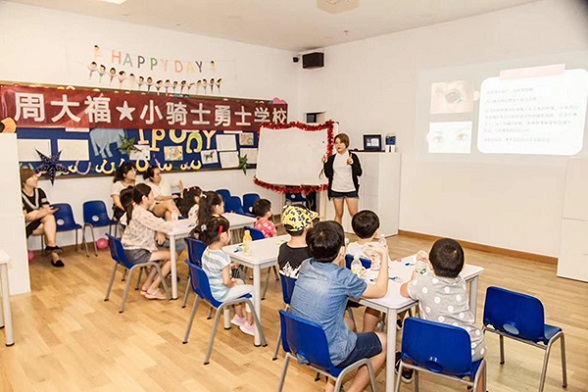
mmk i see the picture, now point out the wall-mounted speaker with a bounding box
[302,52,324,69]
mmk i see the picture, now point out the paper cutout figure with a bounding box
[164,146,183,161]
[89,128,125,159]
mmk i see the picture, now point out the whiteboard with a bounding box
[256,125,329,186]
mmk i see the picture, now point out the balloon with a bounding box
[28,249,35,262]
[96,238,109,250]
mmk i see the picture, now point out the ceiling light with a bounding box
[316,0,359,14]
[99,0,128,4]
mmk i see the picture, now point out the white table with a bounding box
[222,234,290,345]
[358,254,484,392]
[166,213,257,299]
[0,249,14,346]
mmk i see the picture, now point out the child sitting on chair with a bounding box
[178,186,202,222]
[121,183,172,300]
[290,221,388,392]
[253,199,276,238]
[347,210,391,333]
[199,215,256,336]
[277,205,317,278]
[400,238,486,387]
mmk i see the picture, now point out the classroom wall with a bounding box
[296,0,588,257]
[0,1,301,248]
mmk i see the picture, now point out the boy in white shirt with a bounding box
[347,210,388,332]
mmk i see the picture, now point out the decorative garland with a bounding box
[253,120,334,194]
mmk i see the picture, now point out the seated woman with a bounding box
[20,167,64,268]
[141,165,181,220]
[111,162,136,221]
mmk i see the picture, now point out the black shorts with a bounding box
[336,332,382,368]
[329,189,359,200]
[26,220,42,238]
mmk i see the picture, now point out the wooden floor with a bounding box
[1,234,587,392]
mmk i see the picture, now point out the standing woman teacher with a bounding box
[322,133,362,224]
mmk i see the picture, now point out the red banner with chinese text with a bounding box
[0,85,287,131]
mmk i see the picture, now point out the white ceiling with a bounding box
[5,0,540,52]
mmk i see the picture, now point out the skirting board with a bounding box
[398,230,557,264]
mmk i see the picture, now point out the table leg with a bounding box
[253,265,262,346]
[385,309,398,392]
[0,264,14,346]
[170,234,178,299]
[469,276,479,319]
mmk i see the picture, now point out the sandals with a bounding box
[45,245,63,254]
[51,259,65,268]
[144,289,168,300]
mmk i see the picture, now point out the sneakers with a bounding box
[231,314,247,327]
[395,352,414,383]
[239,322,256,336]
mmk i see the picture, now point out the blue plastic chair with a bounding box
[225,195,245,215]
[284,192,308,209]
[272,273,297,360]
[345,254,372,270]
[215,188,231,203]
[395,317,486,391]
[181,238,208,308]
[103,234,170,313]
[51,203,82,251]
[82,200,118,257]
[182,260,267,364]
[244,226,279,299]
[277,310,377,392]
[483,286,567,392]
[242,193,260,216]
[243,226,265,241]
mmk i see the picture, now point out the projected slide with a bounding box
[477,66,588,155]
[418,53,588,159]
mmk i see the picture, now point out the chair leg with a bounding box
[262,267,271,300]
[395,362,403,392]
[90,226,98,256]
[499,334,505,364]
[182,277,191,308]
[414,369,420,391]
[273,265,279,280]
[277,354,291,392]
[204,306,223,365]
[272,330,282,360]
[121,269,127,282]
[182,296,200,343]
[539,331,566,392]
[82,225,89,257]
[75,229,79,251]
[119,268,135,313]
[207,307,213,320]
[135,267,144,290]
[104,263,118,301]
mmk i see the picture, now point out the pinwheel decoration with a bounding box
[35,150,68,185]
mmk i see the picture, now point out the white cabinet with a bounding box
[558,158,588,282]
[0,134,31,295]
[320,152,401,236]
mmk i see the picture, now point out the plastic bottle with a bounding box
[370,233,386,271]
[242,230,252,255]
[415,250,428,275]
[378,233,387,248]
[351,254,362,275]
